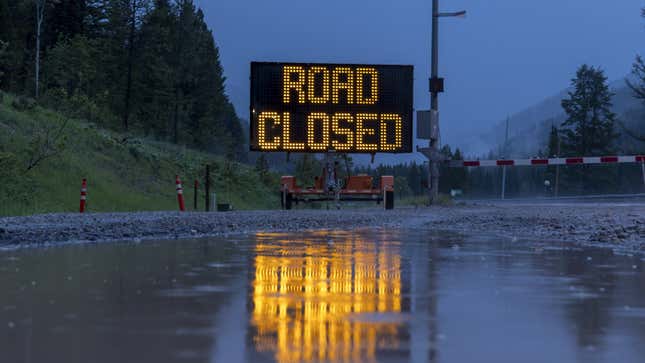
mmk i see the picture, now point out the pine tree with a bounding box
[560,65,618,193]
[0,39,7,83]
[0,1,31,92]
[0,0,247,158]
[122,0,151,131]
[44,0,87,43]
[136,0,175,137]
[561,65,617,156]
[624,8,645,142]
[547,125,560,158]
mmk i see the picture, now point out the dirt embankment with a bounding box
[1,202,643,252]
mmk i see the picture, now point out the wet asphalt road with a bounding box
[1,229,644,363]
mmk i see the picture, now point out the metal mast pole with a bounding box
[429,0,440,205]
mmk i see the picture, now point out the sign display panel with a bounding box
[250,62,413,153]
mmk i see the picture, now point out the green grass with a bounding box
[0,93,278,216]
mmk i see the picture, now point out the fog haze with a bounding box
[197,0,643,154]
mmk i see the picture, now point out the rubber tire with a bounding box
[284,193,293,210]
[384,191,394,210]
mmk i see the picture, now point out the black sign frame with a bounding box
[249,61,414,153]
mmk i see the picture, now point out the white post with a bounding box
[501,117,509,200]
[555,136,561,197]
[501,166,507,200]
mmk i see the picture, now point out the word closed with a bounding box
[250,62,413,153]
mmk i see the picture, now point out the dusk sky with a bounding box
[196,0,644,146]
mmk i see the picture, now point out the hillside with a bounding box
[461,78,645,158]
[0,93,278,216]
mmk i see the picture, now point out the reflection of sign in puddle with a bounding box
[251,232,405,363]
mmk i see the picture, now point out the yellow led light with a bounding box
[356,113,378,151]
[283,65,306,104]
[258,111,281,150]
[251,236,402,362]
[380,114,403,151]
[332,67,354,104]
[307,66,330,104]
[307,112,330,151]
[282,112,305,150]
[331,113,354,151]
[356,67,379,105]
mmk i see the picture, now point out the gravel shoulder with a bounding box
[1,202,643,252]
[427,202,644,253]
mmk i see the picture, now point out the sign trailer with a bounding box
[249,62,414,209]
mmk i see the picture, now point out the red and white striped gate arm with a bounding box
[450,155,645,168]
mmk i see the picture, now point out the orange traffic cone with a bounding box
[176,175,185,212]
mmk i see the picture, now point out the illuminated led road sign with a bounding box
[250,62,413,153]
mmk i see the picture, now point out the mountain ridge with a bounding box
[456,76,644,159]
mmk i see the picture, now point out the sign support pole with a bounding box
[427,2,465,205]
[428,0,439,205]
[429,0,440,205]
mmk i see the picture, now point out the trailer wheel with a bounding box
[384,191,394,210]
[280,191,293,210]
[284,193,293,210]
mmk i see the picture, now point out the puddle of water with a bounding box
[0,230,644,363]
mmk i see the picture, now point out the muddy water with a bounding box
[1,230,644,363]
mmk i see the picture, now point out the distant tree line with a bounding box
[0,0,245,158]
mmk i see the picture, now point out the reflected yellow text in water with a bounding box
[251,232,404,363]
